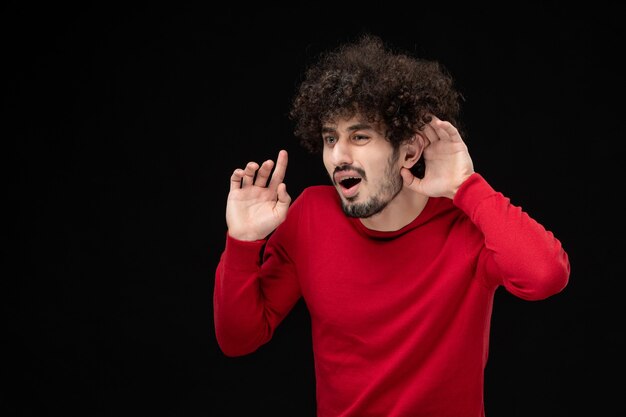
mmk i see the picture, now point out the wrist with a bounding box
[227,230,265,242]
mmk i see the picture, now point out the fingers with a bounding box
[423,116,461,143]
[230,168,245,191]
[229,150,288,191]
[268,150,288,191]
[241,161,259,187]
[254,159,275,187]
[229,161,259,190]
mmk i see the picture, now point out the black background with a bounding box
[4,3,624,417]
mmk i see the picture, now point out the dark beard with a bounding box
[341,149,402,218]
[342,195,391,218]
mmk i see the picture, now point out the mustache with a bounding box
[333,165,367,181]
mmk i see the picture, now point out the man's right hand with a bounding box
[226,149,291,241]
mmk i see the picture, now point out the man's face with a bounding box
[322,115,403,218]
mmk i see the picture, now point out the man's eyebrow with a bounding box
[321,123,374,133]
[347,123,373,131]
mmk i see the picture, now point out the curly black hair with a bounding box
[289,34,463,178]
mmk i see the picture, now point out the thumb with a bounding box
[276,183,291,209]
[401,167,419,191]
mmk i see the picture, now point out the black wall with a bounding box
[4,4,623,416]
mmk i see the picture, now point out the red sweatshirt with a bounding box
[214,173,570,417]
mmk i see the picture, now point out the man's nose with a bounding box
[331,138,353,167]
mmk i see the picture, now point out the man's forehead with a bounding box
[322,115,380,131]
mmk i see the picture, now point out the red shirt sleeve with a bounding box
[213,204,303,357]
[453,173,570,300]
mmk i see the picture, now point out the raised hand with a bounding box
[226,150,291,241]
[401,116,474,199]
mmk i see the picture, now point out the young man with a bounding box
[213,35,570,417]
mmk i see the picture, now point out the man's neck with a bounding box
[359,189,429,232]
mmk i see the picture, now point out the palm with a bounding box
[225,150,291,241]
[402,117,474,199]
[227,186,287,238]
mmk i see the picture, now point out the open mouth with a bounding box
[337,176,362,198]
[340,177,361,189]
[334,167,365,199]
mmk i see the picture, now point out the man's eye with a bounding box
[324,136,337,144]
[353,135,369,141]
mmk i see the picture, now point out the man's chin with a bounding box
[341,199,387,219]
[343,209,364,218]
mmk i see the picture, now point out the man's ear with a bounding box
[402,134,425,169]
